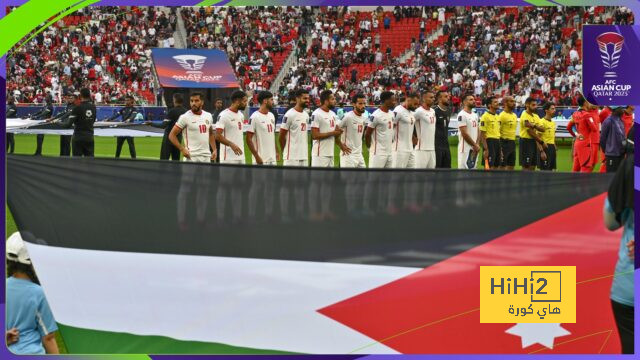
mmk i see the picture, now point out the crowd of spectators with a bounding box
[5,6,634,110]
[181,6,308,104]
[6,6,177,106]
[277,6,633,111]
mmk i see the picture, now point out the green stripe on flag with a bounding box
[58,324,296,354]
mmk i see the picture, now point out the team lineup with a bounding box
[168,89,586,171]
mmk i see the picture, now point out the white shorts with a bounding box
[261,160,277,166]
[220,158,245,165]
[415,150,436,169]
[393,151,416,168]
[340,153,366,168]
[369,154,393,168]
[283,159,308,167]
[458,150,473,169]
[183,155,211,163]
[312,156,334,168]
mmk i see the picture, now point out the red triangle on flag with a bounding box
[319,193,622,354]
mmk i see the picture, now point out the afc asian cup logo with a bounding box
[596,32,624,78]
[173,55,207,74]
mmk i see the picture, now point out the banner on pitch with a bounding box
[6,156,623,354]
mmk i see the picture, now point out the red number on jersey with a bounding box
[330,119,335,127]
[267,124,273,133]
[301,123,307,131]
[357,124,363,133]
[199,124,207,134]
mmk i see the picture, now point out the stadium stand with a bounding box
[6,6,177,106]
[5,5,634,111]
[180,6,308,103]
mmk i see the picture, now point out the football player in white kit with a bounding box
[215,90,247,224]
[279,89,310,167]
[168,92,217,163]
[247,90,279,166]
[247,91,279,221]
[310,90,348,167]
[215,90,246,164]
[457,94,481,169]
[392,92,419,168]
[338,93,367,168]
[365,91,396,168]
[414,90,437,169]
[168,92,216,229]
[278,89,310,221]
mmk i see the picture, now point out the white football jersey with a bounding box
[392,104,416,153]
[339,110,366,155]
[457,109,479,153]
[414,106,436,151]
[247,110,277,163]
[367,108,394,156]
[311,108,338,157]
[175,110,214,159]
[216,108,245,163]
[281,107,309,161]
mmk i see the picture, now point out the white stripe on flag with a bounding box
[26,242,419,354]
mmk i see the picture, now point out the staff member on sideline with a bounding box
[604,138,634,354]
[538,102,557,171]
[6,233,59,354]
[46,94,76,156]
[6,97,17,153]
[147,93,187,160]
[58,88,97,157]
[32,95,54,156]
[600,106,627,173]
[108,95,138,159]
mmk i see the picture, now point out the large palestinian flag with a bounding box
[6,155,625,354]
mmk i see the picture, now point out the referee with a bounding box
[538,102,558,171]
[434,91,452,168]
[519,97,545,171]
[58,88,96,157]
[147,93,187,160]
[479,96,501,169]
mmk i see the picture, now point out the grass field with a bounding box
[4,134,593,354]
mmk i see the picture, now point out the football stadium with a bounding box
[3,4,636,355]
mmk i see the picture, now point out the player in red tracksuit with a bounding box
[588,105,603,172]
[567,97,599,172]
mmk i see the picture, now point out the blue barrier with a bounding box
[14,105,168,121]
[13,105,579,122]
